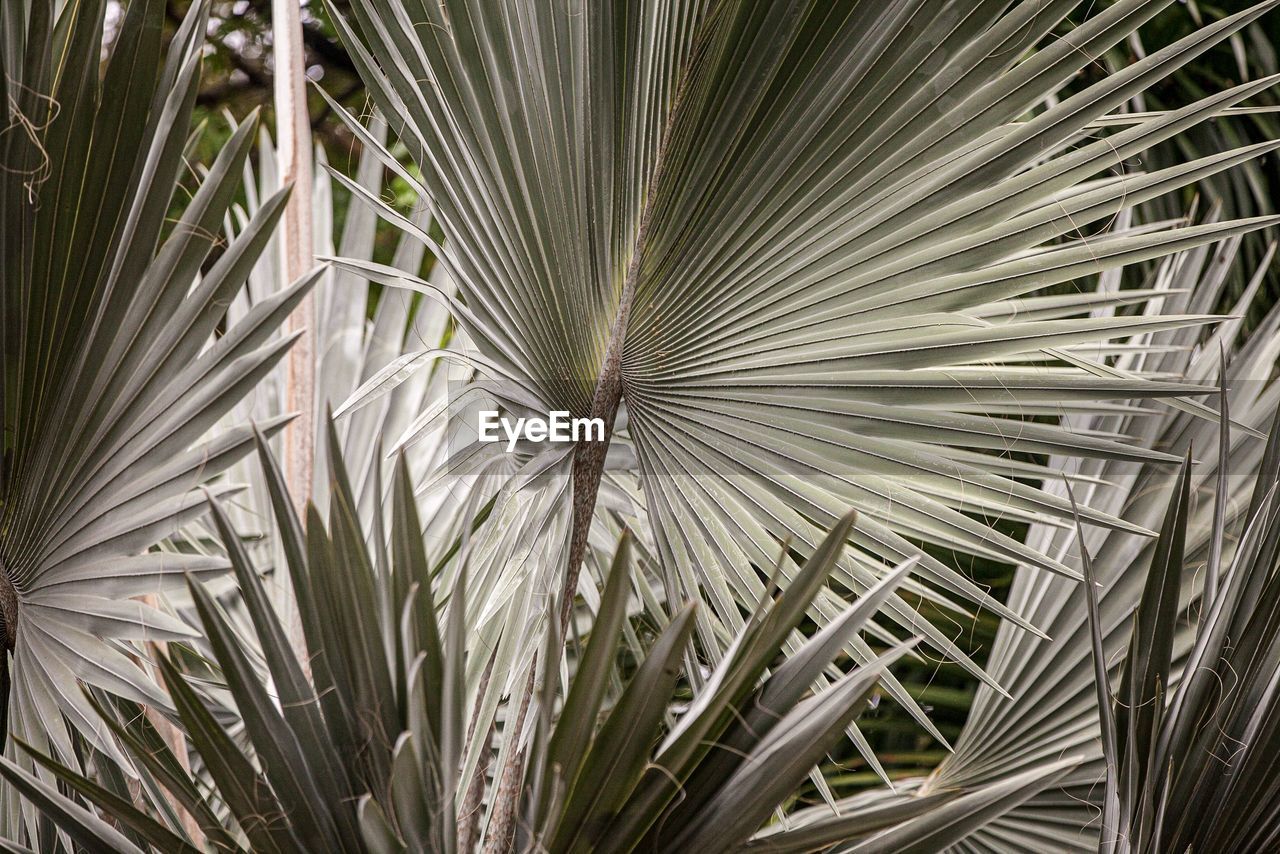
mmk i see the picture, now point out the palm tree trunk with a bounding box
[272,0,315,513]
[272,0,316,676]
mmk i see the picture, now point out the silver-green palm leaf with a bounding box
[931,229,1280,851]
[328,0,1278,652]
[0,0,313,827]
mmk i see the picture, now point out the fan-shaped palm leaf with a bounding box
[0,1,313,835]
[321,0,1280,770]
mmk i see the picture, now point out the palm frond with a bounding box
[320,0,1280,783]
[0,433,1077,852]
[931,230,1280,850]
[0,1,312,837]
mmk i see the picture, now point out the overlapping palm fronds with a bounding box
[928,229,1280,850]
[0,0,317,833]
[204,117,469,619]
[0,433,1082,853]
[5,2,1280,852]
[217,117,448,514]
[1080,425,1280,853]
[315,0,1280,785]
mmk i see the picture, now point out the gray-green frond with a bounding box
[0,435,1075,853]
[932,230,1280,850]
[322,0,1280,781]
[0,1,316,839]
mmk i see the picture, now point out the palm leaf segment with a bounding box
[0,0,315,790]
[327,0,1280,710]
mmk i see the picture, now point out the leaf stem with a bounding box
[493,18,711,845]
[560,51,693,637]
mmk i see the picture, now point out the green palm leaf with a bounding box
[0,435,1076,852]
